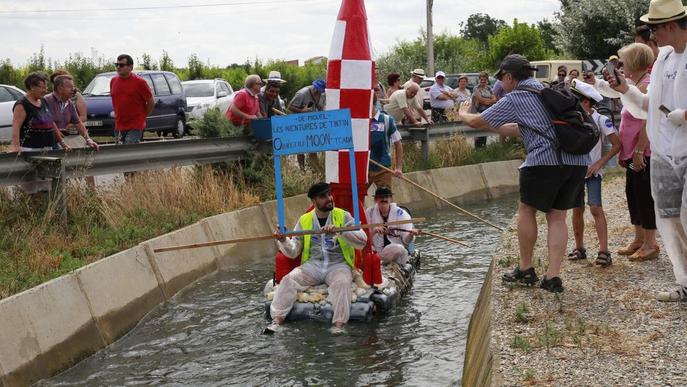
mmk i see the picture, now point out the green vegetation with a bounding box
[0,47,325,99]
[514,302,532,324]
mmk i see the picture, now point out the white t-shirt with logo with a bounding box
[589,110,617,177]
[656,52,683,156]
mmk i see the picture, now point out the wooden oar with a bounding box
[392,228,469,247]
[153,218,425,253]
[369,159,504,231]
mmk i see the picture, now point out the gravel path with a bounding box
[489,173,687,386]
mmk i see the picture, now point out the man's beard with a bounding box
[317,200,334,212]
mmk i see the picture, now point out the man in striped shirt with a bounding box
[458,54,590,293]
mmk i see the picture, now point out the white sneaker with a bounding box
[657,286,687,302]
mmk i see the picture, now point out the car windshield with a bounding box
[183,83,214,97]
[83,74,115,96]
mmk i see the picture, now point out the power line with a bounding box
[0,0,333,15]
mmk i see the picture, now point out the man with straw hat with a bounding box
[259,71,286,118]
[609,0,687,301]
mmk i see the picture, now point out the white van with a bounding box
[530,60,583,85]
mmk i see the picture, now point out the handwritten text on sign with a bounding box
[271,109,353,155]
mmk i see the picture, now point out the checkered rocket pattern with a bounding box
[325,0,374,185]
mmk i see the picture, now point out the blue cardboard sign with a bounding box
[270,109,360,235]
[271,109,354,155]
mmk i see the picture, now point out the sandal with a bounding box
[595,251,613,267]
[567,247,587,261]
[618,243,642,256]
[629,247,660,262]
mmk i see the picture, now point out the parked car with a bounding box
[82,70,187,138]
[419,73,496,110]
[0,84,25,143]
[182,79,234,125]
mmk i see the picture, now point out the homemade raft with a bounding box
[263,252,421,322]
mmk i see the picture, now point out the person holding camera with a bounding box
[458,54,590,293]
[607,0,687,302]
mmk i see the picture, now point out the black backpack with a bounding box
[519,87,600,155]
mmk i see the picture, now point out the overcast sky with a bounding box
[2,0,561,67]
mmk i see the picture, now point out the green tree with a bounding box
[537,19,561,54]
[459,13,506,46]
[159,50,174,71]
[187,54,205,80]
[140,53,157,70]
[0,59,21,87]
[554,0,648,59]
[27,45,48,73]
[487,19,548,69]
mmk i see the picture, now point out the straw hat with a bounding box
[410,68,426,77]
[263,70,286,84]
[640,0,687,24]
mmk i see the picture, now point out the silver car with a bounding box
[182,79,234,124]
[0,84,25,143]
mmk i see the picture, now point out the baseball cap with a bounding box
[495,54,537,79]
[435,71,446,78]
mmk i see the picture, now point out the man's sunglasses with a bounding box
[114,63,129,68]
[649,23,666,33]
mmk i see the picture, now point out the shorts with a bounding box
[519,165,586,212]
[585,175,602,207]
[368,168,392,189]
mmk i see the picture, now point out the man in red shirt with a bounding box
[226,74,262,131]
[110,54,155,144]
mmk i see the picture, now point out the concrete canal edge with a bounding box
[0,159,521,386]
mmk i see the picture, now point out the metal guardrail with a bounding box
[0,115,622,188]
[0,137,254,187]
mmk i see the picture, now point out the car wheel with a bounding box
[156,130,164,137]
[172,117,185,138]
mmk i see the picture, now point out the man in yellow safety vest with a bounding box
[268,182,367,332]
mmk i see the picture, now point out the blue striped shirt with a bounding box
[481,78,590,167]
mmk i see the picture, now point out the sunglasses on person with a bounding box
[114,62,129,68]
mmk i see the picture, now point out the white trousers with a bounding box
[651,156,687,286]
[270,264,352,324]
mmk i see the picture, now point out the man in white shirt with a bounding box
[429,71,457,122]
[384,84,431,127]
[365,187,418,265]
[567,80,621,267]
[402,68,429,120]
[609,0,687,302]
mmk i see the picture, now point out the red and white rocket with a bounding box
[325,0,381,284]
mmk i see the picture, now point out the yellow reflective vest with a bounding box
[299,208,355,267]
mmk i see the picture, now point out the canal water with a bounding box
[42,194,517,386]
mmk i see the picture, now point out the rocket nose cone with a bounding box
[337,0,368,20]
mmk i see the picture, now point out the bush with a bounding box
[194,107,242,138]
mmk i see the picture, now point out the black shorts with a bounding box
[519,165,586,212]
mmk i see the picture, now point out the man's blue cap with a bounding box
[312,79,326,92]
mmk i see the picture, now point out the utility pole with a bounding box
[426,0,434,76]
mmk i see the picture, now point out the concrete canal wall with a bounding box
[0,159,520,386]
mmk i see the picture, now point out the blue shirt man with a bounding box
[368,102,403,189]
[457,54,590,294]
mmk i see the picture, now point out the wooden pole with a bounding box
[153,218,425,253]
[393,228,469,247]
[369,159,504,231]
[426,0,434,76]
[271,108,286,116]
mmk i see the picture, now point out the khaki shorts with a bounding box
[368,169,392,190]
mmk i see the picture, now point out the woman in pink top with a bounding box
[596,43,658,261]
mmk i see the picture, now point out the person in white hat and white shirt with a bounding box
[567,79,621,267]
[608,0,687,301]
[429,71,458,122]
[402,68,432,124]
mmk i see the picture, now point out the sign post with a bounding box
[271,108,359,235]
